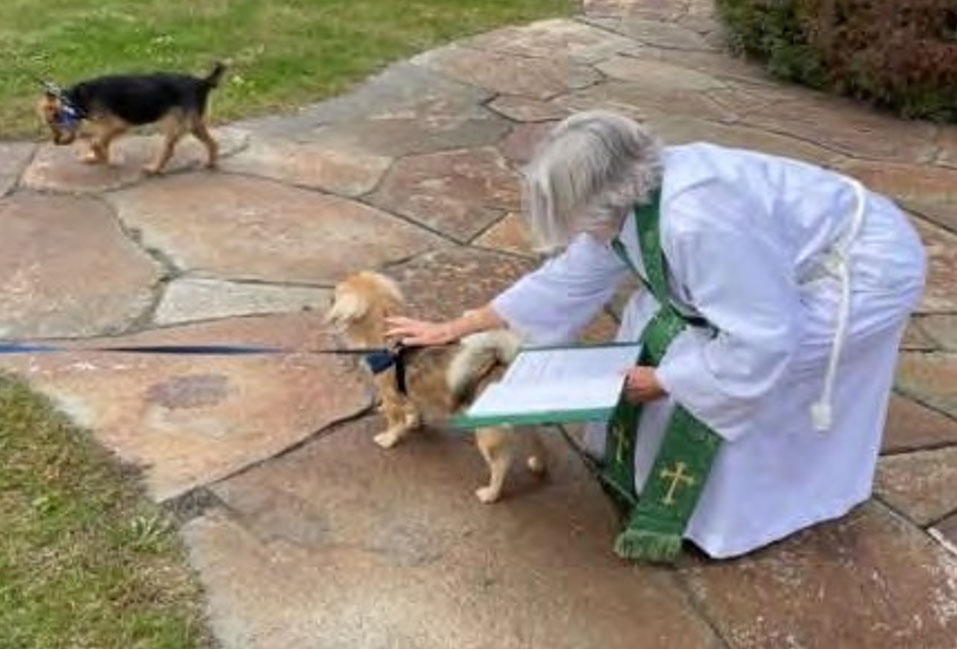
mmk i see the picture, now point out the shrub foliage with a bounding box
[716,0,957,122]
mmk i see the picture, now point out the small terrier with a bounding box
[37,62,225,174]
[326,271,547,504]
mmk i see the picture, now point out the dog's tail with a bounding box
[203,62,227,88]
[447,329,522,401]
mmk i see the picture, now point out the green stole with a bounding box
[600,188,723,563]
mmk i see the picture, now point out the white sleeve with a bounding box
[491,233,629,345]
[654,207,801,442]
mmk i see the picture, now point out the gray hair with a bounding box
[521,110,663,252]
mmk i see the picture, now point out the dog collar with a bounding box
[364,345,410,395]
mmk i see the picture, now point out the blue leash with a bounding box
[0,341,380,356]
[0,341,415,394]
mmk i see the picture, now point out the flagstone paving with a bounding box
[1,0,956,646]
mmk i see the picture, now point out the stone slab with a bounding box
[918,315,957,352]
[646,115,842,167]
[113,126,249,172]
[596,55,727,91]
[498,122,558,165]
[185,416,719,649]
[584,16,714,50]
[582,0,687,21]
[108,174,440,284]
[0,192,160,338]
[896,352,957,419]
[937,125,957,168]
[714,86,938,163]
[155,278,331,326]
[463,18,641,64]
[21,128,248,194]
[900,320,938,352]
[839,159,957,207]
[551,80,734,124]
[677,13,722,36]
[272,62,494,130]
[22,141,145,194]
[388,245,614,345]
[680,501,957,649]
[240,63,510,158]
[876,446,957,526]
[931,515,957,554]
[306,108,511,160]
[0,141,35,197]
[686,0,715,19]
[0,314,371,502]
[220,137,391,198]
[390,247,536,321]
[913,218,957,314]
[906,201,957,235]
[474,213,538,257]
[413,45,601,101]
[487,96,571,123]
[882,394,957,454]
[637,46,776,87]
[368,147,521,243]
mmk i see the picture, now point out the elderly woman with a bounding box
[387,110,926,561]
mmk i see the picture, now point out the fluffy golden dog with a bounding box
[326,271,546,503]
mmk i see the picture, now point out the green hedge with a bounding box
[716,0,957,122]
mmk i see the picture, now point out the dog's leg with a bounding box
[372,377,420,449]
[144,114,185,175]
[526,430,547,476]
[83,119,112,164]
[474,426,513,504]
[93,122,127,165]
[191,120,219,169]
[373,399,420,449]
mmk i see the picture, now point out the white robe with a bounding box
[492,143,927,558]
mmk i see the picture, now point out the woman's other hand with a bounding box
[623,366,667,403]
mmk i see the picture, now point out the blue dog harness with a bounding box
[364,344,411,395]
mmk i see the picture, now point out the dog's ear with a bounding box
[325,289,369,327]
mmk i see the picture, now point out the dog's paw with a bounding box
[81,151,104,165]
[373,431,400,449]
[475,486,501,504]
[526,454,546,475]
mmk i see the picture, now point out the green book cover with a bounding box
[451,342,641,429]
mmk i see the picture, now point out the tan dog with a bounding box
[326,271,546,503]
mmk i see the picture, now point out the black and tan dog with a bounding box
[37,62,225,174]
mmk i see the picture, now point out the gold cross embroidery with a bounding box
[659,461,695,506]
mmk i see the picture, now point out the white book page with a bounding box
[466,344,640,418]
[500,345,641,386]
[466,376,627,418]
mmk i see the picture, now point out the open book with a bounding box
[452,343,641,429]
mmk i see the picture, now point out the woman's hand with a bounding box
[386,317,458,346]
[386,306,506,346]
[623,366,667,403]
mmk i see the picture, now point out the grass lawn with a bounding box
[0,0,574,140]
[0,375,210,648]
